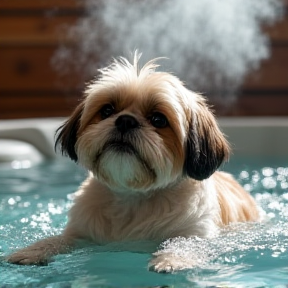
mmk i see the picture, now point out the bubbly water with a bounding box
[0,157,287,288]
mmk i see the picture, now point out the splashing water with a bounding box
[53,0,283,102]
[0,158,287,287]
[157,163,288,287]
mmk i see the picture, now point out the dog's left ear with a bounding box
[184,102,230,180]
[55,102,84,162]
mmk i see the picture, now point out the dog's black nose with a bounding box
[115,115,139,134]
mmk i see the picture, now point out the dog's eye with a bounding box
[150,112,168,128]
[100,104,115,119]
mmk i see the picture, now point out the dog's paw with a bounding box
[148,252,195,273]
[6,248,50,266]
[6,235,74,266]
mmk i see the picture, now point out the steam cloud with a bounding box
[54,0,283,103]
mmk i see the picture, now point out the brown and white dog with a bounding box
[7,53,259,272]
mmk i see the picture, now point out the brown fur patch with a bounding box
[214,171,259,225]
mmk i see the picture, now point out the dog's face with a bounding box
[56,55,230,194]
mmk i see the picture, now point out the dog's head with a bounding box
[56,53,230,194]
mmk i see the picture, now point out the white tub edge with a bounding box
[0,117,287,161]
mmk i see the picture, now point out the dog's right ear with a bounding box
[55,102,84,162]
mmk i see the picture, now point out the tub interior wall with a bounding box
[0,117,287,162]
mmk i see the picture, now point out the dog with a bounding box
[7,53,259,272]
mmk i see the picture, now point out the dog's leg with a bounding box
[6,234,75,265]
[149,251,197,273]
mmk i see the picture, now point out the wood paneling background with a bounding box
[0,0,287,119]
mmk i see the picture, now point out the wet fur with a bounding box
[7,53,259,272]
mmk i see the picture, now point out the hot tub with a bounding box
[0,117,287,287]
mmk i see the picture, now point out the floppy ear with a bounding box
[184,102,230,180]
[55,102,84,162]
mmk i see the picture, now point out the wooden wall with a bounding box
[0,0,287,119]
[226,4,288,116]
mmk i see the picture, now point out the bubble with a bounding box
[262,176,277,189]
[281,182,288,189]
[239,170,249,180]
[277,167,288,176]
[8,198,16,205]
[262,167,275,177]
[251,170,261,183]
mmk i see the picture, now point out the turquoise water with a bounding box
[0,157,287,288]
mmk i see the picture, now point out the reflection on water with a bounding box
[0,158,287,287]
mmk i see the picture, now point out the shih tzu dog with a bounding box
[7,53,259,272]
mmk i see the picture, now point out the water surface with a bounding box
[0,157,287,287]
